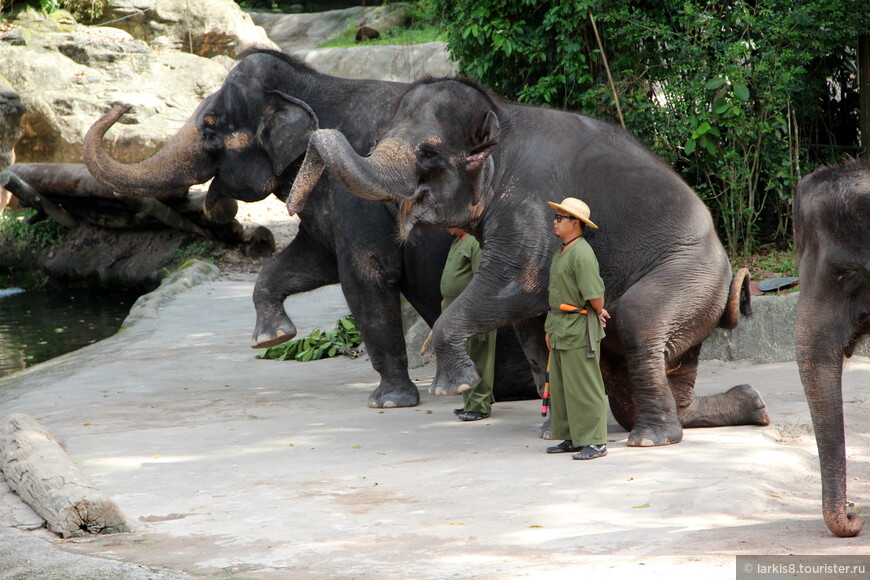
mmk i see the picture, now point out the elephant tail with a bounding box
[718,268,752,330]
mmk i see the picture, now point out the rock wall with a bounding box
[251,7,457,81]
[702,293,870,362]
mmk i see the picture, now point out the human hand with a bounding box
[598,308,611,328]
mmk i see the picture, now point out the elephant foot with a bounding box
[368,380,420,408]
[251,307,297,349]
[627,421,683,447]
[428,361,479,396]
[729,384,770,426]
[539,417,554,440]
[681,384,770,428]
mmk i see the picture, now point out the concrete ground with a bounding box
[0,267,868,579]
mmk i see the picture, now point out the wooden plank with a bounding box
[0,414,130,538]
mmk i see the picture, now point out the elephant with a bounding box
[793,158,869,537]
[83,49,536,408]
[287,76,771,446]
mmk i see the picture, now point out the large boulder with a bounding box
[0,17,230,164]
[95,0,277,57]
[293,42,456,82]
[249,6,378,52]
[252,6,457,81]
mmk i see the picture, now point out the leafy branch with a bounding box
[258,315,363,362]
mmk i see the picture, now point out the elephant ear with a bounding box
[466,110,500,205]
[257,91,320,177]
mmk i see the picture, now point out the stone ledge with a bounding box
[703,292,870,363]
[122,259,219,330]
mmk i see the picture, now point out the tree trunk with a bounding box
[0,414,130,538]
[0,170,77,228]
[859,34,869,159]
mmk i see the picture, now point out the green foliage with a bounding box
[61,0,104,22]
[234,0,300,11]
[0,209,66,249]
[732,248,798,279]
[1,0,103,20]
[426,0,868,256]
[259,315,363,362]
[166,238,221,267]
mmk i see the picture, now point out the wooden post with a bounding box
[0,414,130,538]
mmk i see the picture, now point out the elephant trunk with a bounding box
[287,129,417,215]
[795,300,864,537]
[84,102,214,197]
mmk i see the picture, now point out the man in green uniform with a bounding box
[440,227,496,421]
[543,197,611,460]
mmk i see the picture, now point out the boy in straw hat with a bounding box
[543,197,610,460]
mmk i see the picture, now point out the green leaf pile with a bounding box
[258,315,363,362]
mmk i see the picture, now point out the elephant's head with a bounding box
[287,78,501,237]
[84,51,318,224]
[794,158,870,537]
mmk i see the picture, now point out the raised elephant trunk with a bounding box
[287,129,417,215]
[84,102,214,197]
[795,299,864,537]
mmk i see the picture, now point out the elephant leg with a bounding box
[428,288,544,397]
[512,315,548,394]
[675,346,770,427]
[336,246,420,409]
[599,341,636,432]
[615,285,683,447]
[506,315,555,439]
[251,229,339,348]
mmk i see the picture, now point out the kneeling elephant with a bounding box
[288,77,771,447]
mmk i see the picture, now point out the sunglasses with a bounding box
[554,213,577,223]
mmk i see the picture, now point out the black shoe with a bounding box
[457,411,490,421]
[453,408,465,415]
[546,440,582,454]
[572,444,607,460]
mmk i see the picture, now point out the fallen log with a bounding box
[8,163,185,202]
[0,413,130,538]
[0,170,77,228]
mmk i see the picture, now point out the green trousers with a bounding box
[463,330,496,414]
[549,345,607,446]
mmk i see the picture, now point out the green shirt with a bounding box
[440,234,482,308]
[544,237,605,350]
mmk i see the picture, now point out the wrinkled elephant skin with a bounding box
[794,158,870,537]
[290,77,770,446]
[84,50,537,408]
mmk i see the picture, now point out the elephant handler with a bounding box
[439,227,497,421]
[544,197,611,460]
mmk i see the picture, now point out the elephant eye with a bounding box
[416,143,446,171]
[201,126,222,151]
[835,268,856,282]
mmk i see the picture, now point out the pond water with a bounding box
[0,287,141,380]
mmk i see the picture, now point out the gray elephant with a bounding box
[287,76,771,446]
[84,50,536,408]
[794,158,869,537]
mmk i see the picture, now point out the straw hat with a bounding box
[546,197,599,229]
